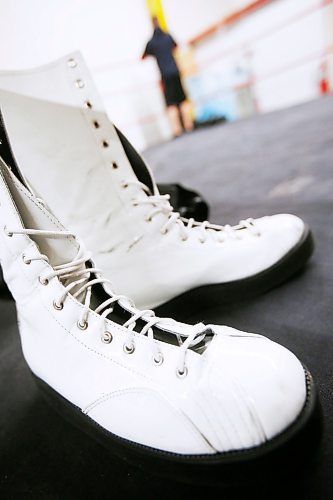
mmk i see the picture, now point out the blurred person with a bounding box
[142,16,193,137]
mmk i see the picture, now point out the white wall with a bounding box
[163,0,255,42]
[163,0,227,42]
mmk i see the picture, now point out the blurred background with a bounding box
[0,0,332,151]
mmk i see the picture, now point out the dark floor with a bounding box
[1,96,333,499]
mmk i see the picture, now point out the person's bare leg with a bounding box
[167,105,183,137]
[180,100,194,132]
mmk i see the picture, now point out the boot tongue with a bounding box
[0,108,79,267]
[115,126,156,194]
[10,170,79,267]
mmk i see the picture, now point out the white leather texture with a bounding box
[0,156,307,456]
[0,53,306,310]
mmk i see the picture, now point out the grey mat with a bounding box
[1,96,332,499]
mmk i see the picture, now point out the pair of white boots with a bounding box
[0,53,317,472]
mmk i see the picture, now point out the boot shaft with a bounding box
[0,53,157,255]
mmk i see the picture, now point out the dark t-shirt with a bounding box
[143,28,179,79]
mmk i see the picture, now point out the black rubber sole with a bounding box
[33,367,321,484]
[155,226,315,320]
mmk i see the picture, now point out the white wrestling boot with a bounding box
[0,53,314,318]
[0,152,317,476]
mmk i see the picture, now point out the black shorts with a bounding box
[162,74,186,106]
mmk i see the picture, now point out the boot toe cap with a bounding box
[196,331,307,452]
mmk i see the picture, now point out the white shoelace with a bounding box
[123,180,260,243]
[7,227,208,376]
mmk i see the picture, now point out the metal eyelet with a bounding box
[145,216,152,222]
[153,353,164,366]
[75,79,85,89]
[123,342,135,354]
[84,100,93,109]
[53,300,63,311]
[39,276,49,286]
[4,226,13,237]
[176,366,188,379]
[121,182,128,189]
[101,331,113,344]
[77,319,88,330]
[93,120,100,129]
[22,254,31,265]
[67,58,78,68]
[112,162,118,169]
[102,140,109,148]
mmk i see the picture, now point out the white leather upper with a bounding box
[0,52,306,310]
[0,156,307,455]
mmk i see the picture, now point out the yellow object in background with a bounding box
[146,0,168,31]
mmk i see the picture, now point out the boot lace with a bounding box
[7,227,208,376]
[122,180,260,242]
